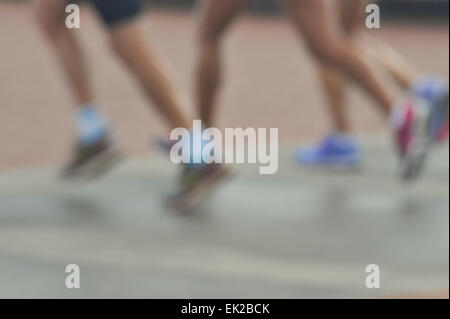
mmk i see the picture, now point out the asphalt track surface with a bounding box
[0,135,448,298]
[0,3,449,298]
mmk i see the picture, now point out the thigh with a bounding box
[90,0,142,28]
[198,0,251,41]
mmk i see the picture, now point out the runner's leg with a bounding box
[108,21,191,129]
[34,0,94,106]
[295,0,365,167]
[34,0,119,178]
[286,0,394,116]
[362,38,420,90]
[196,0,251,127]
[318,0,365,133]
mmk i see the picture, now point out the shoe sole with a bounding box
[62,147,123,181]
[403,92,450,181]
[400,100,436,181]
[167,165,233,212]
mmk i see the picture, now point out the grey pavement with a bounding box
[0,135,448,298]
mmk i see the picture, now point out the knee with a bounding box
[197,24,221,53]
[108,23,144,62]
[109,35,124,58]
[109,31,131,62]
[308,40,345,67]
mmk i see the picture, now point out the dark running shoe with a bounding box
[62,134,122,180]
[167,163,232,211]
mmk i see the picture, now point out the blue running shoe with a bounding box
[154,137,173,154]
[295,134,362,167]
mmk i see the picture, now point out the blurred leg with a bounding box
[363,38,420,90]
[286,0,394,116]
[34,0,120,178]
[318,0,366,133]
[108,21,191,130]
[163,0,251,206]
[196,0,251,127]
[33,0,94,106]
[340,0,365,35]
[341,0,419,91]
[319,66,350,133]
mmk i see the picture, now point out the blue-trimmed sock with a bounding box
[77,105,108,145]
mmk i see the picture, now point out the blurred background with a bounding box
[0,0,448,298]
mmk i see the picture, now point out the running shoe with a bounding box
[295,134,362,167]
[412,77,449,143]
[62,133,122,180]
[154,137,173,154]
[392,98,432,181]
[167,163,231,211]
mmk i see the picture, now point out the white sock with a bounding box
[77,105,108,144]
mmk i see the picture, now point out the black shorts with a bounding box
[72,0,143,28]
